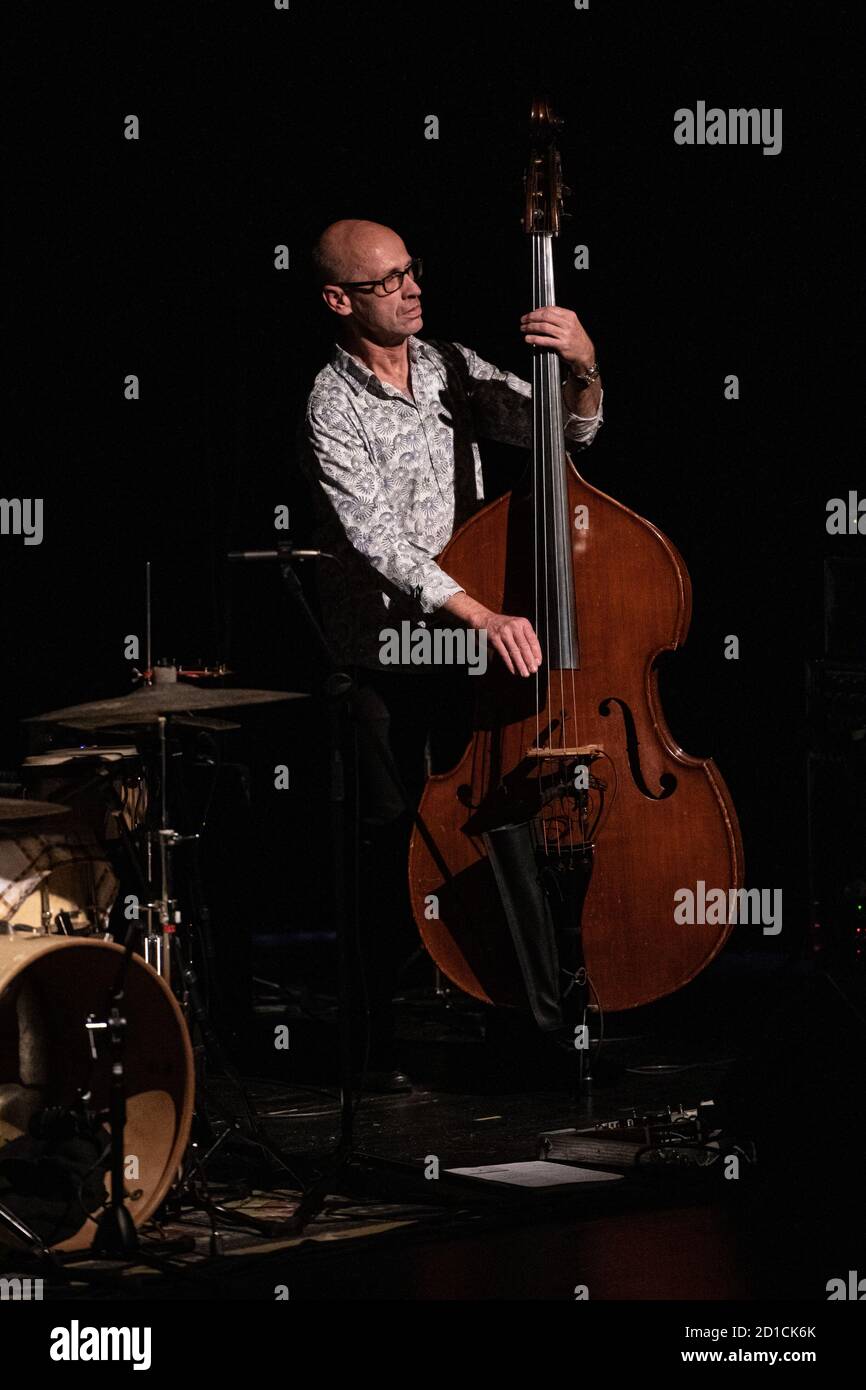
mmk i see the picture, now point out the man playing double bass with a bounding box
[299,218,602,1090]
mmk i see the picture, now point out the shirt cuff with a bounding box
[563,385,604,442]
[413,570,465,615]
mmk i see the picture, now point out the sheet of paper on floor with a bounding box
[445,1160,624,1188]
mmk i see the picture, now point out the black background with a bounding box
[4,0,862,949]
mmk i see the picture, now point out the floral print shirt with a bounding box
[299,334,602,668]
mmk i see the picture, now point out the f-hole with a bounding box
[599,697,677,800]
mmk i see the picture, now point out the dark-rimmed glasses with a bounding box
[338,257,423,297]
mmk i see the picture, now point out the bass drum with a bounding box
[0,934,193,1251]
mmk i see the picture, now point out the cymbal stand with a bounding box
[132,712,198,984]
[141,715,177,982]
[132,717,308,1207]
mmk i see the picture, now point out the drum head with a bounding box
[0,935,193,1251]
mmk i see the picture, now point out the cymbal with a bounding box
[27,685,308,729]
[0,797,71,824]
[23,745,139,767]
[85,713,244,736]
[160,713,243,733]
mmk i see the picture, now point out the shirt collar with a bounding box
[331,335,431,396]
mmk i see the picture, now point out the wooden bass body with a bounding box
[408,461,744,1014]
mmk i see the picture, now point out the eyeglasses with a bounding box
[338,257,423,297]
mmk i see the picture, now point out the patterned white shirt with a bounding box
[299,334,603,668]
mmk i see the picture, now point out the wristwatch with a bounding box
[569,361,600,388]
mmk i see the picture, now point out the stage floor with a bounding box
[4,952,864,1301]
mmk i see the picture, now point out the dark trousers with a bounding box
[348,667,472,1064]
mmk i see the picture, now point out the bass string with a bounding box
[556,235,582,856]
[535,234,581,856]
[548,237,580,857]
[533,234,550,855]
[544,336,571,855]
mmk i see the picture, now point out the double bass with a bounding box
[408,100,743,1021]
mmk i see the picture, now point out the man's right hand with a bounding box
[485,611,543,676]
[442,592,543,677]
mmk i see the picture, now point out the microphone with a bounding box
[227,547,324,561]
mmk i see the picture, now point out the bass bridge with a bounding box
[526,744,616,854]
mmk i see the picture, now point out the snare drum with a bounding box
[1,856,118,934]
[1,745,147,934]
[22,744,148,838]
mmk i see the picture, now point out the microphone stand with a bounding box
[0,1198,66,1289]
[0,1201,53,1258]
[271,546,356,1169]
[230,541,390,1231]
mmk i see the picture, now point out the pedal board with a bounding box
[537,1100,756,1172]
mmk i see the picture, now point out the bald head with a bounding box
[313,219,423,347]
[312,219,404,286]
